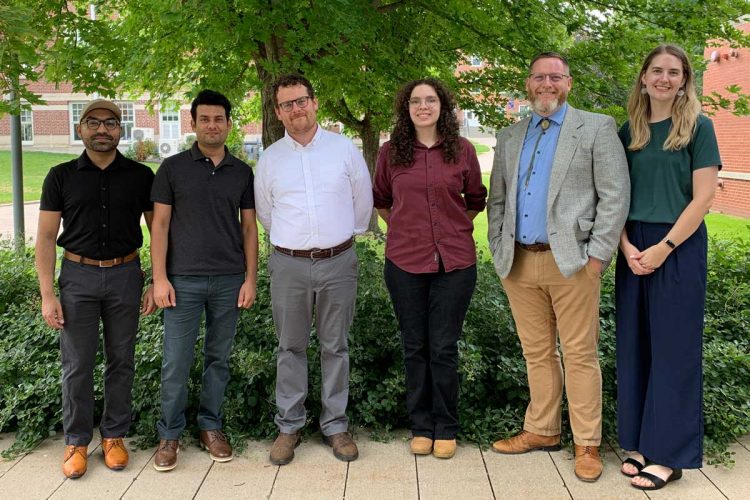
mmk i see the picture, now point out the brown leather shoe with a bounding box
[323,432,359,462]
[62,445,88,479]
[153,439,179,472]
[491,430,561,454]
[200,429,233,462]
[269,431,302,465]
[101,437,128,470]
[410,436,433,455]
[574,444,603,482]
[433,439,457,459]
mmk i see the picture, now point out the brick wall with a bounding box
[703,23,750,218]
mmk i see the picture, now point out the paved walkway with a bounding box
[1,431,748,499]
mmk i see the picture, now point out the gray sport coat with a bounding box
[487,105,630,278]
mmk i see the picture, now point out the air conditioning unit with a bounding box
[158,140,180,158]
[132,127,154,142]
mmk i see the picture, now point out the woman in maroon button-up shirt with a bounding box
[373,78,487,459]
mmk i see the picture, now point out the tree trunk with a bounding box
[256,65,285,149]
[359,116,382,233]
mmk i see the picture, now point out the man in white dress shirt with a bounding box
[254,74,373,465]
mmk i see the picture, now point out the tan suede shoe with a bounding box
[491,430,561,454]
[62,445,88,479]
[410,436,433,455]
[102,437,129,470]
[433,439,457,459]
[323,432,359,462]
[269,431,302,465]
[574,444,603,482]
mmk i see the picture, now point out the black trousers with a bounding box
[384,258,476,439]
[615,221,706,469]
[59,258,144,446]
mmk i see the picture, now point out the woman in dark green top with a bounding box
[615,44,721,491]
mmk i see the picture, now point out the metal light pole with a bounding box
[9,84,25,253]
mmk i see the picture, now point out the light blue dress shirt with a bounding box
[515,103,568,244]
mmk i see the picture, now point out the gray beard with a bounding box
[530,97,560,116]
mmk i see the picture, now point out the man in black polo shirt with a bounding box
[150,89,258,471]
[36,99,156,479]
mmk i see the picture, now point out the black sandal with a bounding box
[631,468,683,490]
[620,457,645,477]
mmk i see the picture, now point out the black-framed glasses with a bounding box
[278,96,312,112]
[82,118,120,130]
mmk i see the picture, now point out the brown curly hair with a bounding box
[388,78,461,167]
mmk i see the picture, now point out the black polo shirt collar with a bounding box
[188,142,236,169]
[76,150,126,171]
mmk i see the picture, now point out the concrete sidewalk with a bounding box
[1,431,748,499]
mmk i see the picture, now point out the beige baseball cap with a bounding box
[80,99,122,122]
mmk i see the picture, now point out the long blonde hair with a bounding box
[626,44,701,151]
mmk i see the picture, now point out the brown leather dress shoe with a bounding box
[410,436,433,455]
[153,439,179,472]
[574,444,603,482]
[62,445,88,479]
[102,437,129,470]
[200,429,233,462]
[491,430,561,454]
[269,431,302,465]
[323,432,359,462]
[433,439,457,459]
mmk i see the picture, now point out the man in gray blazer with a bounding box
[487,52,629,482]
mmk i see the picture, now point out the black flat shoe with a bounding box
[620,456,646,477]
[631,467,683,490]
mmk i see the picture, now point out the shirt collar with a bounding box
[530,102,568,128]
[189,141,235,167]
[76,150,123,171]
[283,123,323,149]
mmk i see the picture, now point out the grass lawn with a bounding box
[0,151,77,205]
[0,151,161,205]
[471,140,490,154]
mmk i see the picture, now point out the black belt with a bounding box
[515,241,551,252]
[64,250,139,267]
[274,237,354,259]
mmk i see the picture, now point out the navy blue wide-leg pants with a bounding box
[615,221,707,469]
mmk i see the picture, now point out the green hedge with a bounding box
[1,237,748,465]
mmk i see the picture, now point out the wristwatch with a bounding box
[663,239,676,249]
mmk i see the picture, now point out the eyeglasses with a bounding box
[278,96,312,112]
[408,97,440,108]
[529,73,570,83]
[82,118,120,130]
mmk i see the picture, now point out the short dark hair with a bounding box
[272,74,315,107]
[528,52,570,73]
[191,90,232,121]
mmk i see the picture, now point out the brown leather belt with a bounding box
[64,249,139,267]
[274,237,354,259]
[516,241,551,252]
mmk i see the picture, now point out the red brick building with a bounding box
[703,23,750,218]
[0,81,260,157]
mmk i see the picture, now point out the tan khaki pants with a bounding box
[501,247,602,445]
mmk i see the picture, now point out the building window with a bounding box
[470,55,482,67]
[70,102,86,142]
[21,108,33,144]
[116,102,135,142]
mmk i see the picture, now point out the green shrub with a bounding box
[124,139,159,161]
[0,238,748,465]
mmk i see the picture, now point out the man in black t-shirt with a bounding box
[150,90,258,472]
[35,99,156,479]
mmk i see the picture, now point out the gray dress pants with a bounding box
[269,247,358,436]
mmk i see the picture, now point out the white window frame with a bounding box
[21,108,33,145]
[469,55,482,67]
[159,107,181,141]
[69,102,86,143]
[116,101,135,143]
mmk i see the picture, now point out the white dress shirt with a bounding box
[254,125,374,250]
